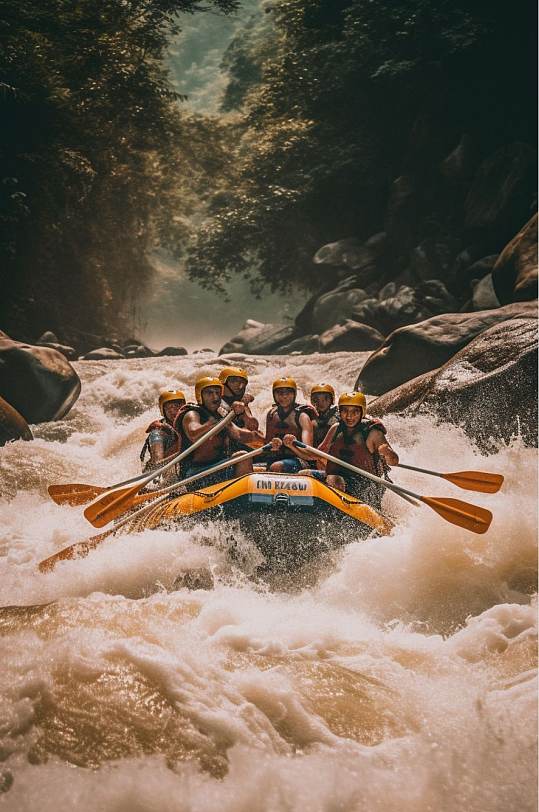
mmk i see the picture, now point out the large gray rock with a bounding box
[368,317,537,448]
[0,337,81,423]
[219,321,297,355]
[311,287,369,333]
[278,334,321,354]
[355,301,537,395]
[0,393,33,445]
[471,274,500,311]
[157,346,188,357]
[491,213,538,304]
[36,341,77,361]
[81,348,125,360]
[319,320,384,352]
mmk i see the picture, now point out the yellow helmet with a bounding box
[195,376,223,405]
[338,391,367,416]
[158,389,186,415]
[219,366,249,386]
[272,376,297,395]
[310,383,335,402]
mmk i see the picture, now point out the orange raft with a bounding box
[127,471,393,566]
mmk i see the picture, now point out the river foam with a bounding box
[0,353,536,811]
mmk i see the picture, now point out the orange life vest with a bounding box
[265,403,318,460]
[326,418,387,477]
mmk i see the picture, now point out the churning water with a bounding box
[0,352,536,811]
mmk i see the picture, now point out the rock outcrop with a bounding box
[219,321,297,356]
[319,320,384,352]
[355,301,537,395]
[368,317,538,448]
[491,213,538,304]
[0,393,33,444]
[0,337,81,424]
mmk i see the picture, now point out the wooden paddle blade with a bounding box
[38,528,114,572]
[442,471,504,494]
[421,496,492,534]
[83,483,139,527]
[48,483,106,506]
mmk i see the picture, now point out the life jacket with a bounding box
[312,405,340,447]
[174,403,230,465]
[265,402,318,460]
[326,418,388,478]
[220,395,247,429]
[139,417,180,465]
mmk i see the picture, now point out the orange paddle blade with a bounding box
[38,528,114,572]
[48,483,106,506]
[441,471,504,494]
[83,483,143,528]
[421,496,492,534]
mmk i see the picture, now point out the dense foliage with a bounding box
[0,0,238,343]
[187,0,537,294]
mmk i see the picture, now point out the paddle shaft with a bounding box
[294,441,420,505]
[128,408,236,492]
[39,445,270,570]
[97,443,272,526]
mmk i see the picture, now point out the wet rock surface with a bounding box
[0,393,33,445]
[368,316,538,448]
[0,336,81,424]
[355,301,537,396]
[492,213,538,305]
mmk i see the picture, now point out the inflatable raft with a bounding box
[126,471,393,569]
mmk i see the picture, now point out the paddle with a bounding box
[86,442,274,528]
[395,463,503,494]
[83,410,236,528]
[293,441,492,535]
[38,444,272,572]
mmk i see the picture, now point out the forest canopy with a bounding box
[186,0,537,294]
[0,0,238,343]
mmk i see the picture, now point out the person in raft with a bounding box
[283,391,399,509]
[218,366,265,449]
[175,376,280,488]
[310,383,339,446]
[140,389,186,473]
[263,377,317,473]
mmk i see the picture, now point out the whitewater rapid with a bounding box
[0,352,536,811]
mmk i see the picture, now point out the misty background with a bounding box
[140,1,306,351]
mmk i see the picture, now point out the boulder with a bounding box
[278,334,321,354]
[37,330,59,344]
[81,348,125,360]
[471,273,500,311]
[355,301,537,395]
[491,213,538,304]
[157,346,188,357]
[124,345,154,358]
[464,143,536,239]
[219,322,297,355]
[453,254,499,298]
[0,393,33,445]
[368,317,537,448]
[311,287,369,333]
[319,320,384,352]
[0,338,81,423]
[350,280,457,336]
[35,342,77,361]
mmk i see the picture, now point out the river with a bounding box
[0,352,536,811]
